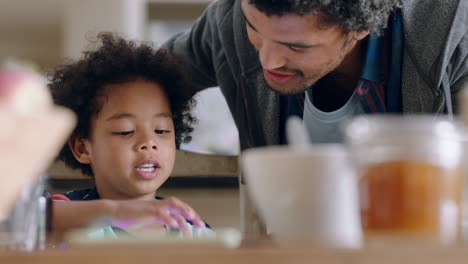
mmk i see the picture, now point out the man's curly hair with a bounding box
[48,32,196,176]
[249,0,401,34]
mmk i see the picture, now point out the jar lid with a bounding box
[344,115,464,145]
[344,115,465,168]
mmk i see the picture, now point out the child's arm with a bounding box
[52,197,205,233]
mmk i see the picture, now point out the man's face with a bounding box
[241,0,365,94]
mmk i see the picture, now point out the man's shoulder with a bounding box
[400,0,464,58]
[212,0,236,13]
[401,0,466,56]
[198,0,242,47]
[401,0,461,27]
[204,0,237,22]
[215,0,236,9]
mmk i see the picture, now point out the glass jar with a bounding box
[0,174,47,251]
[345,115,465,245]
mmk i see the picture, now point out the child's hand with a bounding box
[109,197,205,234]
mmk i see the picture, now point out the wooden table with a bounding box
[1,241,468,264]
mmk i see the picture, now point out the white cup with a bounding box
[241,144,362,248]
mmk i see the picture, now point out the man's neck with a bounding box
[311,38,367,112]
[331,38,367,92]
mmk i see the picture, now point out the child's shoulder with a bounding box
[64,187,100,201]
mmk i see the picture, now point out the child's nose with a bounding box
[140,144,157,151]
[138,135,158,151]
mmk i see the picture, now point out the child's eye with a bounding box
[112,131,134,136]
[155,130,170,134]
[288,45,305,53]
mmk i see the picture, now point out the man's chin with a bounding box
[264,78,307,95]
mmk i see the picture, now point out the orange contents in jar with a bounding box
[360,160,462,236]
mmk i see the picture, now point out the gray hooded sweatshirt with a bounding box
[164,0,468,151]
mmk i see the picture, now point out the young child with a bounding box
[48,32,210,237]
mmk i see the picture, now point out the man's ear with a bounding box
[68,137,92,164]
[350,30,370,41]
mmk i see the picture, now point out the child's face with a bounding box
[82,79,176,200]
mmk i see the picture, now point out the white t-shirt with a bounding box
[302,88,364,143]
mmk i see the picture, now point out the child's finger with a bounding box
[173,214,191,238]
[153,212,179,229]
[161,198,205,228]
[187,214,205,228]
[162,197,197,219]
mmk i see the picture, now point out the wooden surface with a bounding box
[1,243,468,264]
[47,149,239,179]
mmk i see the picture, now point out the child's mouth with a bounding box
[135,161,160,180]
[136,164,157,172]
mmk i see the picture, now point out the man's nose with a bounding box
[259,41,287,70]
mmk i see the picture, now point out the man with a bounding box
[164,0,468,234]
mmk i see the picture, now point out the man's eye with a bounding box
[112,131,134,136]
[155,130,170,134]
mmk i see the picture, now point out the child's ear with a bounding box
[68,137,92,164]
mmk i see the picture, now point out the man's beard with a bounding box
[262,70,323,95]
[262,67,308,95]
[264,50,353,95]
[264,78,308,95]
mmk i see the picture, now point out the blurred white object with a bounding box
[0,66,52,115]
[241,144,362,248]
[0,66,76,221]
[286,116,311,148]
